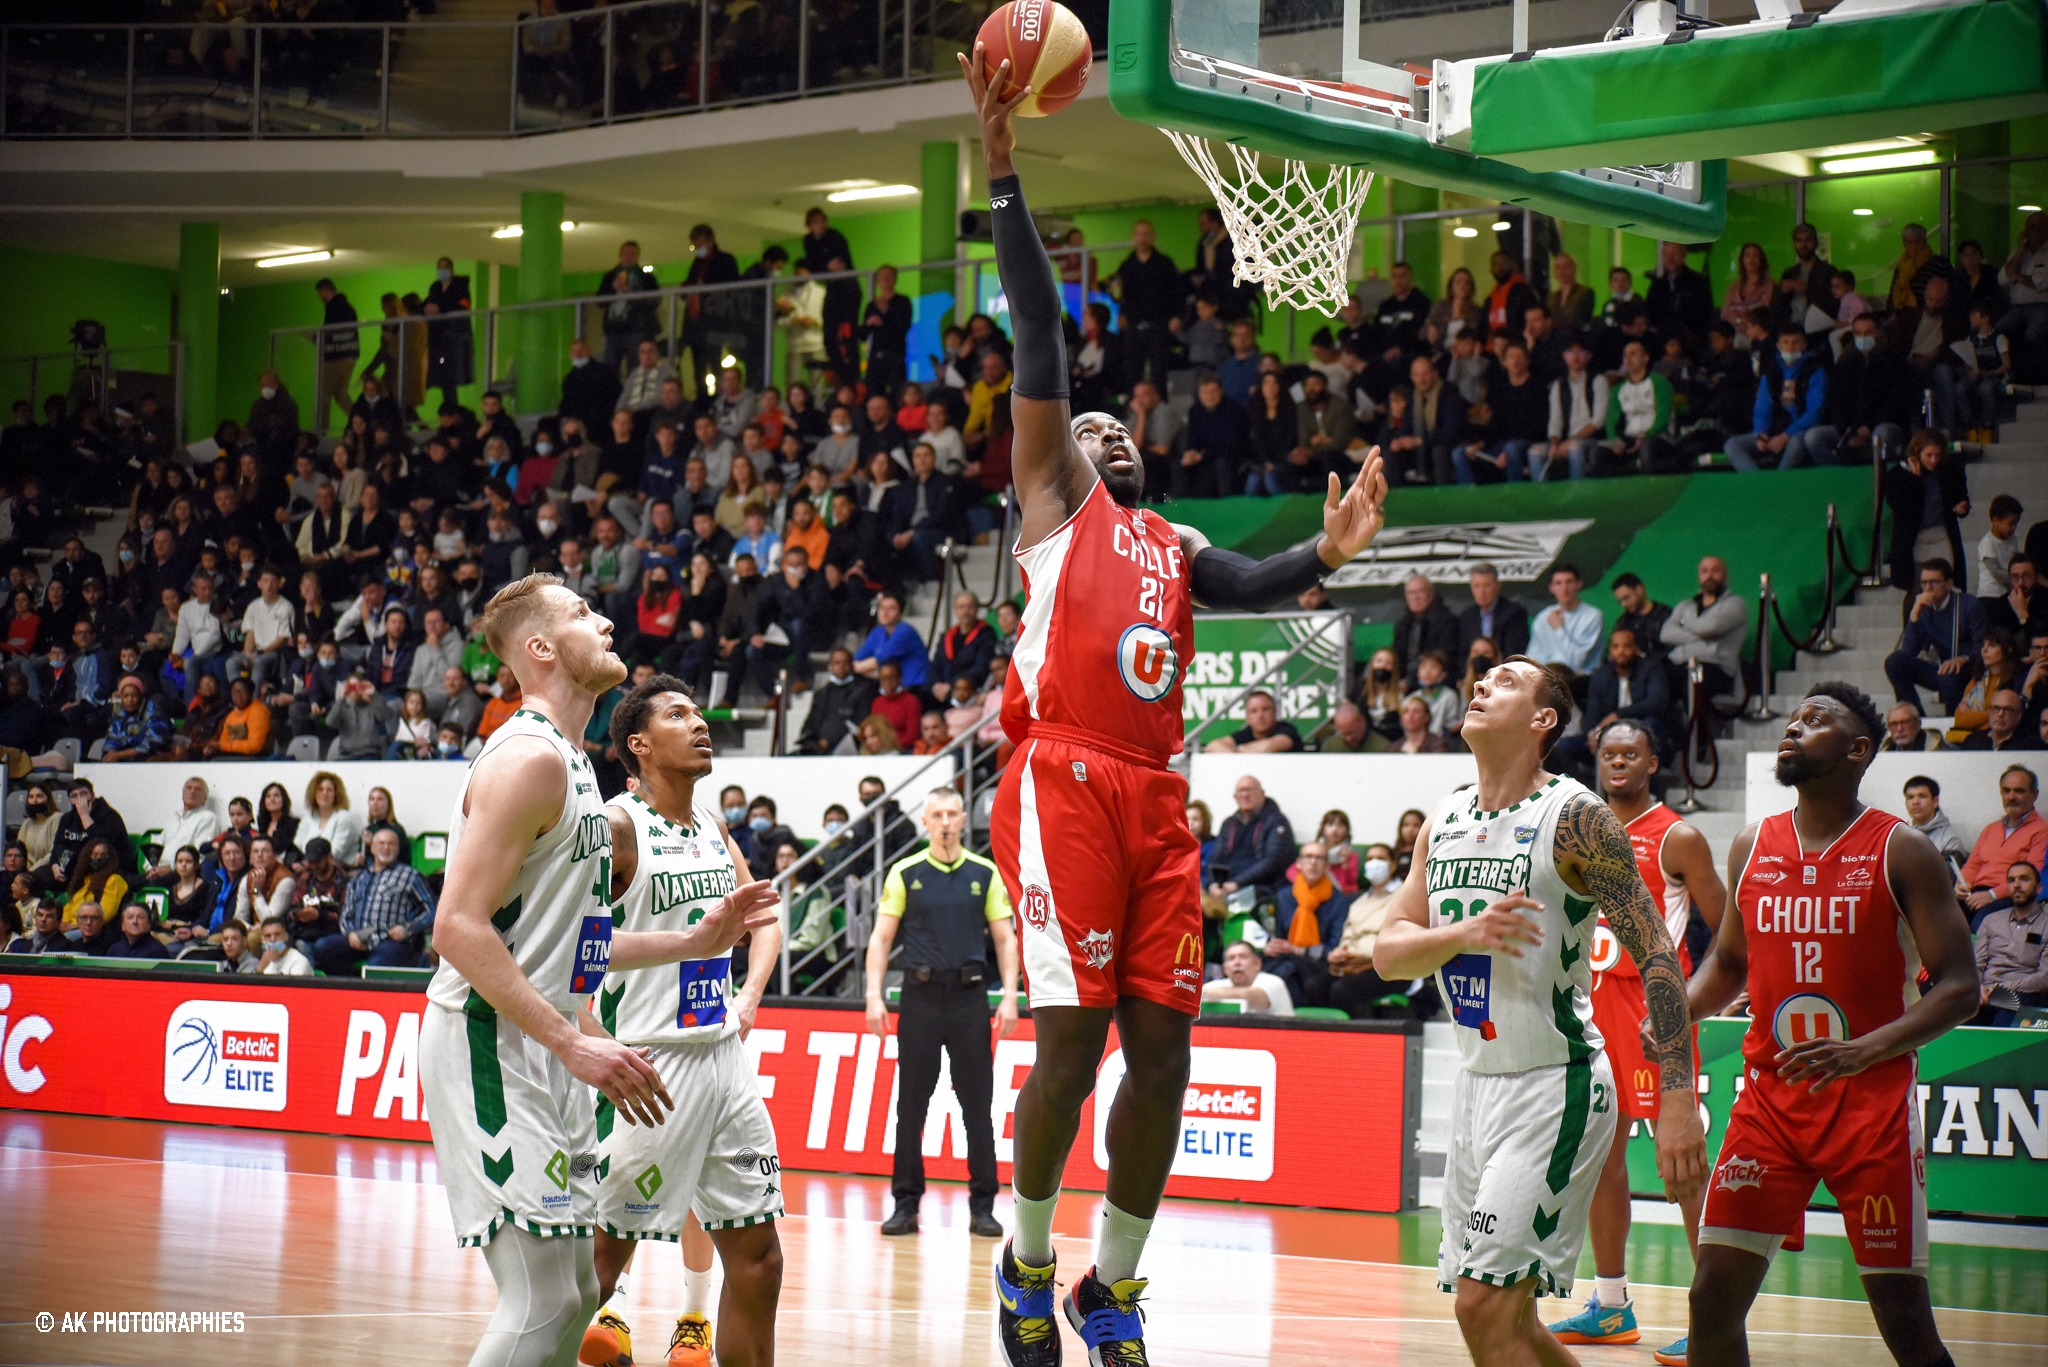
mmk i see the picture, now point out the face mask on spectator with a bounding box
[437,267,453,283]
[748,816,771,833]
[1854,334,1876,353]
[824,819,846,837]
[1371,667,1392,683]
[119,548,135,564]
[299,644,315,658]
[1778,349,1801,370]
[537,517,559,536]
[438,740,462,757]
[694,245,711,259]
[723,804,747,824]
[1364,857,1393,886]
[571,355,589,368]
[535,440,553,456]
[831,421,851,435]
[261,386,277,400]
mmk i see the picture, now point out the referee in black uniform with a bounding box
[865,785,1020,1239]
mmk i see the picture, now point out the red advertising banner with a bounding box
[0,969,1417,1212]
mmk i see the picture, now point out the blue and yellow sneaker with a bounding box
[995,1241,1062,1367]
[1652,1334,1688,1364]
[1062,1266,1149,1366]
[578,1307,634,1366]
[1547,1296,1641,1345]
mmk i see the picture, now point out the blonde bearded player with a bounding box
[580,675,785,1367]
[1373,660,1707,1367]
[420,575,777,1367]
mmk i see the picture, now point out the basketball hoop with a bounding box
[1162,130,1373,316]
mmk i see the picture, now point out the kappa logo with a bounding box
[1716,1154,1767,1193]
[1021,883,1053,932]
[1079,928,1115,969]
[1841,866,1874,888]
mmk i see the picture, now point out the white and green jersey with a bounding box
[427,708,616,1017]
[1423,774,1604,1074]
[597,791,742,1047]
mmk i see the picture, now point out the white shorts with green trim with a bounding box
[594,1032,783,1241]
[419,998,599,1248]
[1437,1052,1618,1298]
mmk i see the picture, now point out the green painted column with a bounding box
[1389,180,1441,301]
[177,221,220,444]
[1954,123,2011,264]
[920,140,960,318]
[516,191,565,415]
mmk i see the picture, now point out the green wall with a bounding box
[0,246,177,412]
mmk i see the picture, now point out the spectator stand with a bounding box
[1180,609,1353,753]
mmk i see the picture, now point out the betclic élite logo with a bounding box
[164,999,290,1111]
[1094,1045,1276,1182]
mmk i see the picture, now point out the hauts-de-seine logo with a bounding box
[1117,623,1178,702]
[1323,519,1594,589]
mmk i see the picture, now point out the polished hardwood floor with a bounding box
[2,1112,2042,1366]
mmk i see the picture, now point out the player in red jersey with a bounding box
[1683,683,1978,1367]
[960,48,1388,1367]
[1549,720,1725,1358]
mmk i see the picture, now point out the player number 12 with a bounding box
[1790,939,1822,984]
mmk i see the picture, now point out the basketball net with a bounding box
[1162,130,1373,316]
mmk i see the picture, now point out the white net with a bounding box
[1162,129,1374,316]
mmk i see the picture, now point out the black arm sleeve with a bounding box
[1190,544,1330,612]
[988,174,1068,400]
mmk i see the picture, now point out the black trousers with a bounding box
[891,977,998,1206]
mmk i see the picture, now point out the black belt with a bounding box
[905,964,986,987]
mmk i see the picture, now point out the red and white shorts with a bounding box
[1700,1063,1927,1273]
[1590,971,1697,1121]
[989,726,1203,1016]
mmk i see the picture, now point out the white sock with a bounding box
[605,1269,630,1309]
[1010,1187,1060,1267]
[1596,1274,1629,1308]
[1094,1201,1153,1286]
[682,1266,713,1318]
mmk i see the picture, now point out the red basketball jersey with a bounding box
[1002,478,1194,759]
[1735,807,1919,1093]
[1592,803,1696,983]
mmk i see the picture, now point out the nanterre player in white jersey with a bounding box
[580,673,785,1367]
[1373,658,1707,1367]
[418,575,775,1367]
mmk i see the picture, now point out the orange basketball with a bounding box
[975,0,1092,118]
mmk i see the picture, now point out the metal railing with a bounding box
[267,243,1127,429]
[0,339,184,445]
[770,716,1005,996]
[0,1,1106,140]
[1741,471,1889,724]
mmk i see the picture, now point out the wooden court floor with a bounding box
[2,1113,2042,1367]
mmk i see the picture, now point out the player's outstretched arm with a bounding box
[1556,790,1706,1202]
[960,45,1093,546]
[1686,826,1755,1023]
[1776,825,1980,1094]
[437,739,671,1127]
[1181,449,1390,610]
[1667,819,1727,935]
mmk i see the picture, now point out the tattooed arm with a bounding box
[1555,790,1708,1203]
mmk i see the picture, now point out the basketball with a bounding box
[975,0,1091,118]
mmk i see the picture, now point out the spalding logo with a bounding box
[1117,623,1178,702]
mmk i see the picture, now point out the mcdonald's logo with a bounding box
[1860,1195,1897,1230]
[1175,933,1203,966]
[1633,1068,1655,1097]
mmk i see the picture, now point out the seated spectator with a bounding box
[746,547,830,698]
[1958,765,2048,914]
[1327,845,1410,1018]
[853,594,928,686]
[856,714,902,755]
[303,770,365,868]
[1952,302,2008,445]
[1392,573,1461,687]
[1997,211,2048,381]
[1412,651,1461,735]
[1538,339,1607,481]
[1202,775,1294,912]
[1179,374,1251,500]
[203,677,272,758]
[1315,699,1375,753]
[49,777,131,890]
[205,917,260,974]
[160,846,216,947]
[928,591,995,703]
[1204,688,1303,754]
[1880,703,1948,753]
[1900,775,1968,874]
[11,900,71,956]
[1907,274,1969,425]
[236,834,297,926]
[1529,563,1605,676]
[1827,314,1913,467]
[1557,630,1673,775]
[1885,558,1984,716]
[1599,340,1676,474]
[1961,690,2036,751]
[1263,839,1350,1007]
[312,828,435,975]
[1883,432,1968,591]
[1454,340,1547,484]
[1974,860,2048,1023]
[1661,555,1748,702]
[102,902,169,960]
[61,835,127,931]
[868,660,921,748]
[1955,626,2021,737]
[386,688,439,760]
[1393,694,1448,754]
[478,664,522,740]
[99,674,173,762]
[1201,939,1295,1016]
[1980,497,2025,604]
[65,899,119,956]
[257,915,315,976]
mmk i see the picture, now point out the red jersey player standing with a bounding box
[1683,683,1978,1367]
[958,47,1388,1367]
[1549,719,1725,1362]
